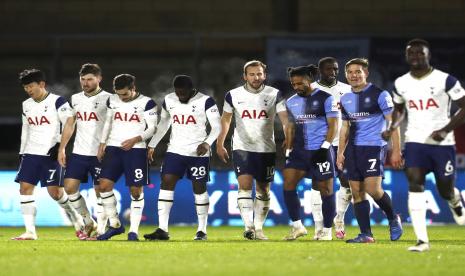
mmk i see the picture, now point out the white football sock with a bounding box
[408,192,429,243]
[237,190,254,230]
[253,191,270,231]
[194,192,209,233]
[68,192,93,226]
[448,187,463,208]
[20,195,36,234]
[158,189,174,232]
[311,188,323,232]
[336,186,352,222]
[129,193,144,234]
[292,219,304,229]
[100,191,120,228]
[57,192,83,231]
[95,197,107,235]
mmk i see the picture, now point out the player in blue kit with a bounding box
[96,74,157,241]
[337,58,403,243]
[311,57,353,240]
[282,65,339,240]
[144,75,221,241]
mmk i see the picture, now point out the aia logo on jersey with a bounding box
[408,98,439,110]
[173,114,196,124]
[27,116,50,125]
[241,110,268,119]
[76,111,98,121]
[114,112,140,122]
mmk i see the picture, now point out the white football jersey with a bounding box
[20,93,73,155]
[148,91,221,157]
[312,81,351,146]
[393,68,465,145]
[71,90,111,156]
[223,85,286,153]
[101,93,157,148]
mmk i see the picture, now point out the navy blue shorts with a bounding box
[286,147,336,181]
[404,142,456,180]
[99,146,149,186]
[345,144,387,181]
[232,150,275,182]
[64,154,101,185]
[161,152,210,182]
[15,154,63,187]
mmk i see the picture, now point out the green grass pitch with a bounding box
[1,225,464,275]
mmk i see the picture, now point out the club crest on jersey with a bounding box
[76,111,98,121]
[27,116,50,125]
[241,110,268,119]
[173,114,196,124]
[408,98,439,110]
[114,112,140,122]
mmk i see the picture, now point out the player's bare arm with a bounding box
[431,96,465,142]
[216,111,232,163]
[337,120,350,171]
[382,103,405,141]
[58,116,76,167]
[277,110,289,151]
[121,136,143,151]
[384,113,403,169]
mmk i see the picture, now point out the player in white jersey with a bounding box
[13,69,82,240]
[310,57,352,240]
[217,60,288,240]
[58,64,111,239]
[389,39,465,252]
[96,74,157,241]
[143,75,221,241]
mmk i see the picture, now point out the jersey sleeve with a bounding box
[148,104,171,148]
[275,91,287,113]
[378,90,394,115]
[20,103,29,154]
[392,81,405,104]
[324,95,339,118]
[286,101,296,123]
[55,96,73,124]
[205,97,216,111]
[141,99,158,141]
[445,74,465,101]
[204,100,221,146]
[340,98,349,121]
[222,91,234,113]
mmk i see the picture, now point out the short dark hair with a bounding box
[243,60,267,74]
[287,64,318,80]
[19,69,46,85]
[79,63,102,76]
[113,74,135,90]
[318,57,337,69]
[345,58,369,70]
[173,75,193,89]
[406,38,430,50]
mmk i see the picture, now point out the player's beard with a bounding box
[82,84,98,94]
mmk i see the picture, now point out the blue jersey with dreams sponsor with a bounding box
[287,89,339,150]
[340,84,394,146]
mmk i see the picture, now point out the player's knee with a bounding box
[160,182,175,191]
[48,189,62,200]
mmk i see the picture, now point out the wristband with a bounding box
[321,141,331,149]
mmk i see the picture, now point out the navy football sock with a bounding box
[375,192,395,221]
[283,190,302,222]
[354,200,372,236]
[322,193,336,228]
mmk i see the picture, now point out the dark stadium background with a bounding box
[1,0,465,170]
